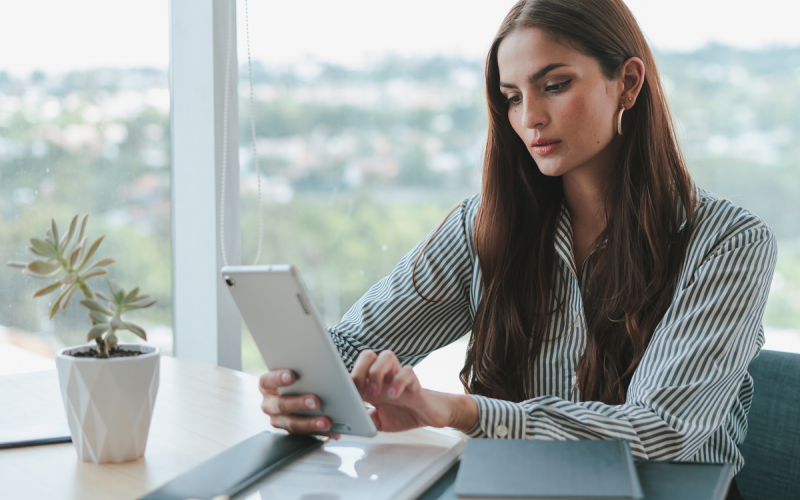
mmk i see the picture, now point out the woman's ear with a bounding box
[620,57,645,108]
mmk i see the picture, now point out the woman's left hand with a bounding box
[350,349,478,433]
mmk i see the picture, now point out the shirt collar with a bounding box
[554,203,578,278]
[554,182,700,278]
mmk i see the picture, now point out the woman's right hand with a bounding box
[258,369,333,435]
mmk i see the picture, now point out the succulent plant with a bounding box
[6,215,157,358]
[82,279,157,357]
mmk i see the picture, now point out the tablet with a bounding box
[221,265,377,437]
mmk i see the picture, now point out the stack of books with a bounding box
[425,439,734,500]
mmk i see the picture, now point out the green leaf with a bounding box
[79,299,113,316]
[106,332,118,349]
[87,324,109,341]
[80,267,108,281]
[77,215,88,244]
[27,260,60,275]
[44,228,54,245]
[87,257,115,271]
[33,281,62,298]
[49,294,63,319]
[51,219,60,251]
[6,261,27,269]
[122,321,147,340]
[123,287,140,304]
[61,286,79,310]
[107,279,123,301]
[70,237,87,266]
[68,244,83,268]
[61,272,77,286]
[29,238,56,258]
[126,297,158,310]
[78,236,104,270]
[61,215,78,250]
[66,217,84,257]
[53,285,72,306]
[88,310,109,324]
[23,268,62,280]
[95,291,112,302]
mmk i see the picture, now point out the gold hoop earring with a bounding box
[617,106,625,136]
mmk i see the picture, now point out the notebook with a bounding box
[454,439,643,500]
[421,459,734,500]
[634,461,734,500]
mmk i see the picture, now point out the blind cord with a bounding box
[220,0,263,268]
[245,0,263,265]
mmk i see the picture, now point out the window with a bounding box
[0,1,171,375]
[234,2,514,391]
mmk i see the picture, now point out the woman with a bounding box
[259,0,776,495]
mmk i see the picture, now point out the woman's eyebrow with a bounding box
[499,63,570,88]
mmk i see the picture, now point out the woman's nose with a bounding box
[522,99,546,129]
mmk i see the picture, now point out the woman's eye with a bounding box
[504,94,522,105]
[545,79,572,93]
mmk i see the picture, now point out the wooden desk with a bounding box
[0,356,464,500]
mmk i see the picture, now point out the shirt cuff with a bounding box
[466,395,528,439]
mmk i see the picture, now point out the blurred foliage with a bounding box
[0,68,171,347]
[241,192,464,323]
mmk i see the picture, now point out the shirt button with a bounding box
[495,424,508,438]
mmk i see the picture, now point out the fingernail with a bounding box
[387,387,397,399]
[281,372,292,384]
[316,420,328,430]
[368,383,377,396]
[305,397,317,409]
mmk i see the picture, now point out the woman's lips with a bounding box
[531,140,562,155]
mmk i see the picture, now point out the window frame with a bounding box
[169,0,242,369]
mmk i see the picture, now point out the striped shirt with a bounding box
[328,185,777,472]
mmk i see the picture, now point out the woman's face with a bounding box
[497,28,624,178]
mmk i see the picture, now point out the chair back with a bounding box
[736,349,800,500]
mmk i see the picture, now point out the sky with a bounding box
[1,0,799,75]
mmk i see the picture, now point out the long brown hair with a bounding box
[456,0,695,405]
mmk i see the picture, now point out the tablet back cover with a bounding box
[222,265,376,437]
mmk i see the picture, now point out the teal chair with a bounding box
[736,349,800,500]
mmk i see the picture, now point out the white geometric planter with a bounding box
[55,343,160,463]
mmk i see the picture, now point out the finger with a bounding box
[350,350,378,396]
[386,366,418,400]
[368,407,382,432]
[259,370,296,393]
[271,415,333,434]
[258,377,278,397]
[261,394,322,416]
[367,350,400,397]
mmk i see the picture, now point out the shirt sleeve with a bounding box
[328,196,478,371]
[465,210,777,465]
